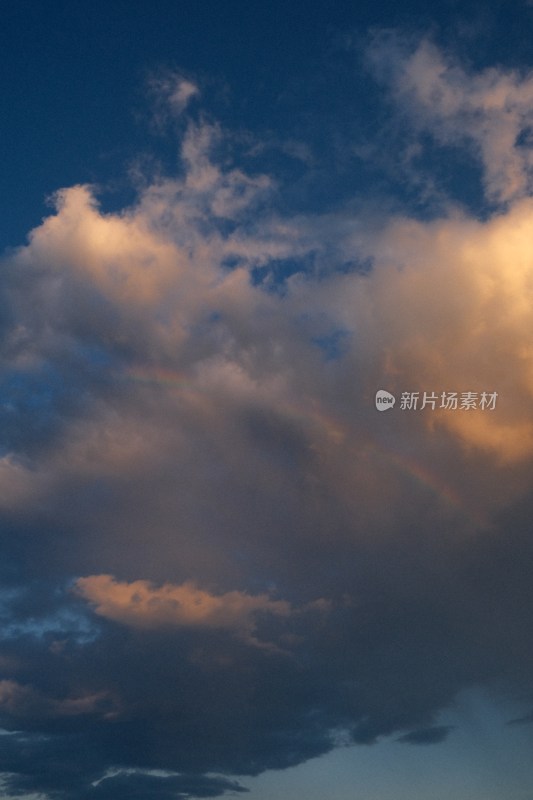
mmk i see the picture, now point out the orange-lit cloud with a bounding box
[3,118,533,543]
[316,198,533,463]
[74,574,293,639]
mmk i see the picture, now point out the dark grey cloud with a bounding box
[0,729,247,800]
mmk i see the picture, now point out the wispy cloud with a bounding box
[147,70,200,129]
[368,32,533,203]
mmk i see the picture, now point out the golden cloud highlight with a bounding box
[74,574,294,641]
[311,198,533,464]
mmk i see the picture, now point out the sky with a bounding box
[1,1,533,798]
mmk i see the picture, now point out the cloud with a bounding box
[367,33,533,202]
[85,771,249,800]
[0,679,115,720]
[1,36,533,800]
[0,729,248,800]
[330,197,533,464]
[74,574,294,641]
[167,78,199,115]
[147,70,200,129]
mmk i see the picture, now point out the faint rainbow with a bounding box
[121,364,479,524]
[369,441,467,515]
[272,399,483,525]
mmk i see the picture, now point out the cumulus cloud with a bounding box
[74,574,293,638]
[1,34,533,800]
[319,198,533,464]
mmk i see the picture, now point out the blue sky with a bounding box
[1,2,533,799]
[3,0,531,248]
